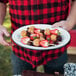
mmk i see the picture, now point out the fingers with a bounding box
[0,26,11,46]
[52,21,65,28]
[8,42,14,46]
[53,22,61,27]
[0,25,10,37]
[54,72,59,76]
[3,28,10,37]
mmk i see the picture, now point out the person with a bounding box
[0,0,76,75]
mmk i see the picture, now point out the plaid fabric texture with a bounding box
[0,0,8,3]
[1,0,70,68]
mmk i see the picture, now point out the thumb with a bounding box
[52,22,61,28]
[52,21,65,28]
[3,29,10,37]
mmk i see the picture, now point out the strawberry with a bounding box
[30,34,38,40]
[21,37,30,45]
[46,35,50,41]
[49,40,56,46]
[49,40,54,44]
[38,33,43,37]
[34,28,40,34]
[50,29,60,35]
[40,40,48,48]
[44,28,50,35]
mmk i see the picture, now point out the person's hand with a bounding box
[52,20,74,31]
[0,25,11,46]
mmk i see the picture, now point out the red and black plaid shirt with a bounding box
[1,0,71,68]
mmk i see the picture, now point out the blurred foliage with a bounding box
[0,5,12,76]
[0,45,12,76]
[3,4,11,32]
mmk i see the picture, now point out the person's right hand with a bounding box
[0,25,10,46]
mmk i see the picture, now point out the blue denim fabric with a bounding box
[44,51,68,74]
[11,52,36,75]
[11,51,67,75]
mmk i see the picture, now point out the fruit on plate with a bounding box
[33,39,40,47]
[28,26,35,33]
[38,33,43,37]
[40,36,45,41]
[20,26,62,48]
[44,28,51,35]
[30,34,39,40]
[49,40,54,44]
[57,35,62,41]
[50,34,57,41]
[21,37,30,45]
[46,35,51,41]
[40,40,48,48]
[21,30,27,37]
[34,28,40,34]
[50,29,60,35]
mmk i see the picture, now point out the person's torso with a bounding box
[9,0,70,66]
[8,0,70,30]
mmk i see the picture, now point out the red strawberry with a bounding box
[34,28,40,34]
[40,40,48,48]
[49,40,54,44]
[50,29,60,35]
[21,37,30,45]
[44,28,50,35]
[49,40,56,46]
[38,33,43,37]
[46,35,50,41]
[30,34,38,40]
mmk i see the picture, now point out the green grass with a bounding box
[0,7,12,76]
[0,45,12,76]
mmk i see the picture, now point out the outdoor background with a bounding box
[0,5,12,76]
[0,4,76,76]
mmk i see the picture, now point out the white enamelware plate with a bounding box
[12,24,71,50]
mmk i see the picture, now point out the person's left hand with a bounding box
[52,20,74,31]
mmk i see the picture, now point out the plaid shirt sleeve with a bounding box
[0,0,8,4]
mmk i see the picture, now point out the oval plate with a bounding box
[12,24,71,50]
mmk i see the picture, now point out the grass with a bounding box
[0,45,12,76]
[0,6,12,76]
